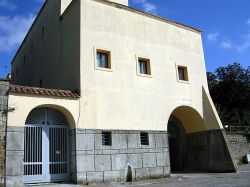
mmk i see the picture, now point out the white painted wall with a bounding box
[106,0,128,6]
[61,0,73,14]
[7,93,79,129]
[8,0,223,133]
[78,0,221,132]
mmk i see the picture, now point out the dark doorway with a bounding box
[168,117,188,172]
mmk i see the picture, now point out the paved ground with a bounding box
[32,165,250,187]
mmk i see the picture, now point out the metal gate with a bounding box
[24,108,70,183]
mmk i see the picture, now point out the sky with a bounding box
[0,0,249,78]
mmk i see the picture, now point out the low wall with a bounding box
[226,133,250,164]
[0,79,9,185]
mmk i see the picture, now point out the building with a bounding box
[5,0,237,186]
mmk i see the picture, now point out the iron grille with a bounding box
[140,132,149,145]
[102,131,112,146]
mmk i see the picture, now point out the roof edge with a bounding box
[11,0,202,66]
[93,0,202,34]
[9,84,80,99]
[11,0,48,65]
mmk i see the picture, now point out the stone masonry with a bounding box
[0,79,9,186]
[226,133,250,164]
[71,129,170,184]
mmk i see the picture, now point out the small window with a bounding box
[96,50,111,69]
[23,55,26,64]
[138,58,151,75]
[140,132,149,146]
[42,26,45,39]
[178,66,188,81]
[15,68,18,77]
[31,44,34,55]
[102,131,112,146]
[39,79,43,88]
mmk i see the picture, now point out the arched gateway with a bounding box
[24,107,70,183]
[168,117,187,172]
[167,106,206,172]
[167,106,236,173]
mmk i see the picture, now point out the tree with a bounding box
[207,63,250,129]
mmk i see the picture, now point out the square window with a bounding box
[96,50,111,69]
[31,44,34,55]
[42,26,45,39]
[15,68,18,77]
[23,55,26,64]
[138,58,151,75]
[140,132,149,146]
[178,66,188,81]
[102,131,112,146]
[39,79,43,88]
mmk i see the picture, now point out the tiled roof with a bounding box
[9,85,80,98]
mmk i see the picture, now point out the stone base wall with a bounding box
[72,129,170,184]
[0,80,9,185]
[226,133,250,164]
[5,128,170,186]
[5,127,24,187]
[186,129,237,172]
[4,127,237,186]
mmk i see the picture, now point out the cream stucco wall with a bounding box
[8,0,223,133]
[61,0,73,14]
[78,0,220,132]
[106,0,128,6]
[7,93,80,129]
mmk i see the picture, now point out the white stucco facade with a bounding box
[5,1,236,186]
[9,0,223,133]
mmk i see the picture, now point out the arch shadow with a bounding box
[167,105,236,173]
[167,106,206,173]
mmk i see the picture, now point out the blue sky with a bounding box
[0,0,249,78]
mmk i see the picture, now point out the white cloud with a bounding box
[132,0,157,14]
[246,18,250,26]
[235,19,250,51]
[237,32,250,52]
[0,0,16,10]
[220,40,233,49]
[0,14,35,53]
[207,32,219,42]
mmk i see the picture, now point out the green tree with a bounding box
[207,63,250,129]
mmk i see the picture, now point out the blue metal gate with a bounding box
[24,108,70,183]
